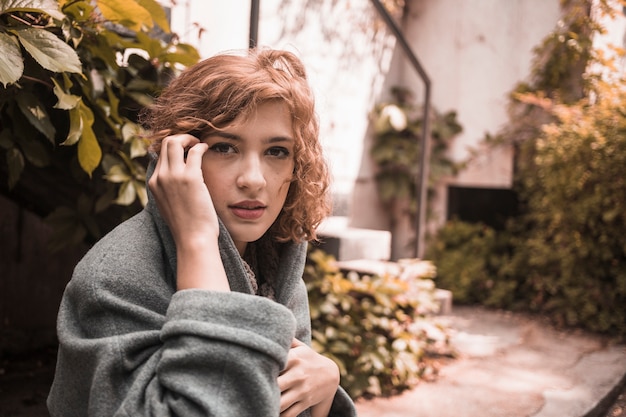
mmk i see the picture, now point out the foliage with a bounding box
[0,0,200,250]
[370,87,463,214]
[304,249,453,399]
[514,79,626,335]
[425,220,519,308]
[427,0,626,339]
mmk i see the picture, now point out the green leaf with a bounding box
[105,164,131,183]
[136,31,162,60]
[136,0,170,32]
[94,186,116,213]
[0,32,24,87]
[6,147,25,189]
[105,83,121,123]
[0,0,65,20]
[96,0,153,32]
[0,129,12,150]
[62,105,83,146]
[134,180,147,206]
[161,50,200,67]
[52,78,81,110]
[16,91,56,142]
[45,206,87,252]
[13,27,82,74]
[19,135,51,167]
[76,103,102,177]
[130,137,148,159]
[115,180,136,205]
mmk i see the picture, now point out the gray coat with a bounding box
[47,177,356,416]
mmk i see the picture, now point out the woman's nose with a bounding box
[236,156,266,190]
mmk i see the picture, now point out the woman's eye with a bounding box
[267,147,290,158]
[209,143,236,154]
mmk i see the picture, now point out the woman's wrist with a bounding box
[176,236,230,291]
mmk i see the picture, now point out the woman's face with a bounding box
[201,101,295,254]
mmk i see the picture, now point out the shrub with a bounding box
[512,81,626,335]
[426,220,518,308]
[0,0,200,250]
[428,81,626,339]
[304,249,452,399]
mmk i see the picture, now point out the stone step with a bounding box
[315,216,391,261]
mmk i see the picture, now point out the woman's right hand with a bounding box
[148,134,230,291]
[148,134,217,245]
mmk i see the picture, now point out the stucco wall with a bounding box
[167,1,564,256]
[169,0,399,215]
[396,0,562,236]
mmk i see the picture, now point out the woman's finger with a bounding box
[162,134,201,171]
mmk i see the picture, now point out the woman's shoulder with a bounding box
[69,209,173,302]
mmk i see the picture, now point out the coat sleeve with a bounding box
[47,254,297,417]
[275,244,358,417]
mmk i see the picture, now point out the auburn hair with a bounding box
[141,48,331,242]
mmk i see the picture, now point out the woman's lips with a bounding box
[229,202,266,220]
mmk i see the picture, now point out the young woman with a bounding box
[47,49,356,417]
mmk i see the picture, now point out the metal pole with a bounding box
[249,0,260,49]
[369,0,432,259]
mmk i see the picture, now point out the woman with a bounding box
[47,48,356,417]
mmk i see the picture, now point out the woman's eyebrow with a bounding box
[206,132,240,141]
[267,135,294,144]
[206,132,294,144]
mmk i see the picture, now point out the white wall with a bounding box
[166,1,589,257]
[167,0,250,57]
[400,0,561,185]
[390,0,562,242]
[166,0,398,215]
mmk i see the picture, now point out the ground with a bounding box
[0,345,625,416]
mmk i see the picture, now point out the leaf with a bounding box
[13,27,82,74]
[6,147,25,189]
[0,0,65,20]
[52,78,81,110]
[76,103,102,177]
[134,180,147,206]
[94,186,116,213]
[105,164,130,183]
[45,206,87,252]
[130,137,148,159]
[19,135,51,167]
[0,32,24,87]
[135,0,170,32]
[96,0,153,32]
[136,31,162,60]
[0,129,12,150]
[115,180,136,205]
[161,50,200,67]
[62,105,83,146]
[105,83,121,123]
[16,91,56,142]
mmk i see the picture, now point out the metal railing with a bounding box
[369,0,432,259]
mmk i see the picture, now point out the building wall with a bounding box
[166,1,575,257]
[167,0,399,216]
[394,0,562,238]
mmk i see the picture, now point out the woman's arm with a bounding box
[48,254,296,417]
[148,133,230,292]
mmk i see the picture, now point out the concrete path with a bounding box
[355,306,626,417]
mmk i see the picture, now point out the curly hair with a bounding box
[140,48,331,243]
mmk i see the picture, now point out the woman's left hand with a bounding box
[278,338,339,417]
